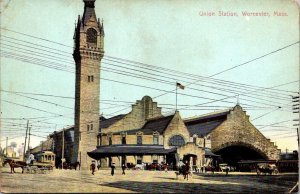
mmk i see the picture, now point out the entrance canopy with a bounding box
[88,145,177,159]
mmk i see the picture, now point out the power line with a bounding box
[1,33,296,96]
[1,51,294,110]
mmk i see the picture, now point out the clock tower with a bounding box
[72,0,104,169]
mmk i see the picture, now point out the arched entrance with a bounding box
[214,143,268,166]
[183,154,197,166]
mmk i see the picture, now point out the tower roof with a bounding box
[83,0,96,7]
[82,0,97,26]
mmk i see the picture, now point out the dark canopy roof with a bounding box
[205,148,220,157]
[88,145,177,159]
[184,110,230,137]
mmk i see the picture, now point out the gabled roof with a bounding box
[100,114,127,129]
[123,114,174,135]
[184,110,230,137]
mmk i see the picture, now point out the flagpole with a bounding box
[176,82,178,111]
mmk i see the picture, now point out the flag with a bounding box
[176,82,185,90]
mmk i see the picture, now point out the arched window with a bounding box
[168,135,185,147]
[86,28,97,43]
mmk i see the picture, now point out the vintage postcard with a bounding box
[0,0,299,193]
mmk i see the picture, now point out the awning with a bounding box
[87,145,177,159]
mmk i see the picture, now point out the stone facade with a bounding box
[72,0,104,169]
[101,96,162,134]
[91,97,204,168]
[210,105,280,160]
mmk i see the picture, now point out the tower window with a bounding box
[87,28,97,43]
[87,125,90,131]
[90,123,93,130]
[88,75,94,82]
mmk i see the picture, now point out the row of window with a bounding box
[104,135,159,146]
[102,134,186,147]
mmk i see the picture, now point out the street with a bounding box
[0,166,298,193]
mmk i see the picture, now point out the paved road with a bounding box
[0,166,298,193]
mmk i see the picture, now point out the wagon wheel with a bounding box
[24,166,30,174]
[273,169,279,175]
[31,166,38,174]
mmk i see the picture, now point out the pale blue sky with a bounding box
[0,0,299,153]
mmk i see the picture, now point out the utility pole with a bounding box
[61,128,65,169]
[27,127,31,153]
[291,92,300,192]
[297,128,299,147]
[5,137,8,157]
[23,120,29,161]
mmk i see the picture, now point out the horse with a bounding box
[70,161,80,170]
[3,159,27,174]
[175,164,192,180]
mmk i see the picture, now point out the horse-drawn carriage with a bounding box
[23,162,54,174]
[256,163,279,175]
[3,151,55,174]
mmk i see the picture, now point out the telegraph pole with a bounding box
[23,120,29,161]
[290,91,299,193]
[61,128,65,169]
[5,137,8,157]
[27,127,31,153]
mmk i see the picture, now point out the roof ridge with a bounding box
[184,108,231,122]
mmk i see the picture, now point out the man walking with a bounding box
[111,163,116,176]
[122,164,126,175]
[90,161,96,175]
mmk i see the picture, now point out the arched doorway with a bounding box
[215,144,268,166]
[183,154,197,166]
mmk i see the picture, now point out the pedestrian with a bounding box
[225,166,229,176]
[111,163,115,176]
[90,161,96,175]
[164,163,168,173]
[122,164,126,175]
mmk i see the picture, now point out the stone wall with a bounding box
[210,105,281,160]
[101,96,162,134]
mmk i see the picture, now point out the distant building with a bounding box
[280,150,298,160]
[4,146,17,158]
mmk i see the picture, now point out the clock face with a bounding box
[87,28,97,43]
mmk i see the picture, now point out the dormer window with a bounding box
[193,134,198,144]
[121,132,126,145]
[153,132,159,145]
[136,132,143,145]
[108,133,113,145]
